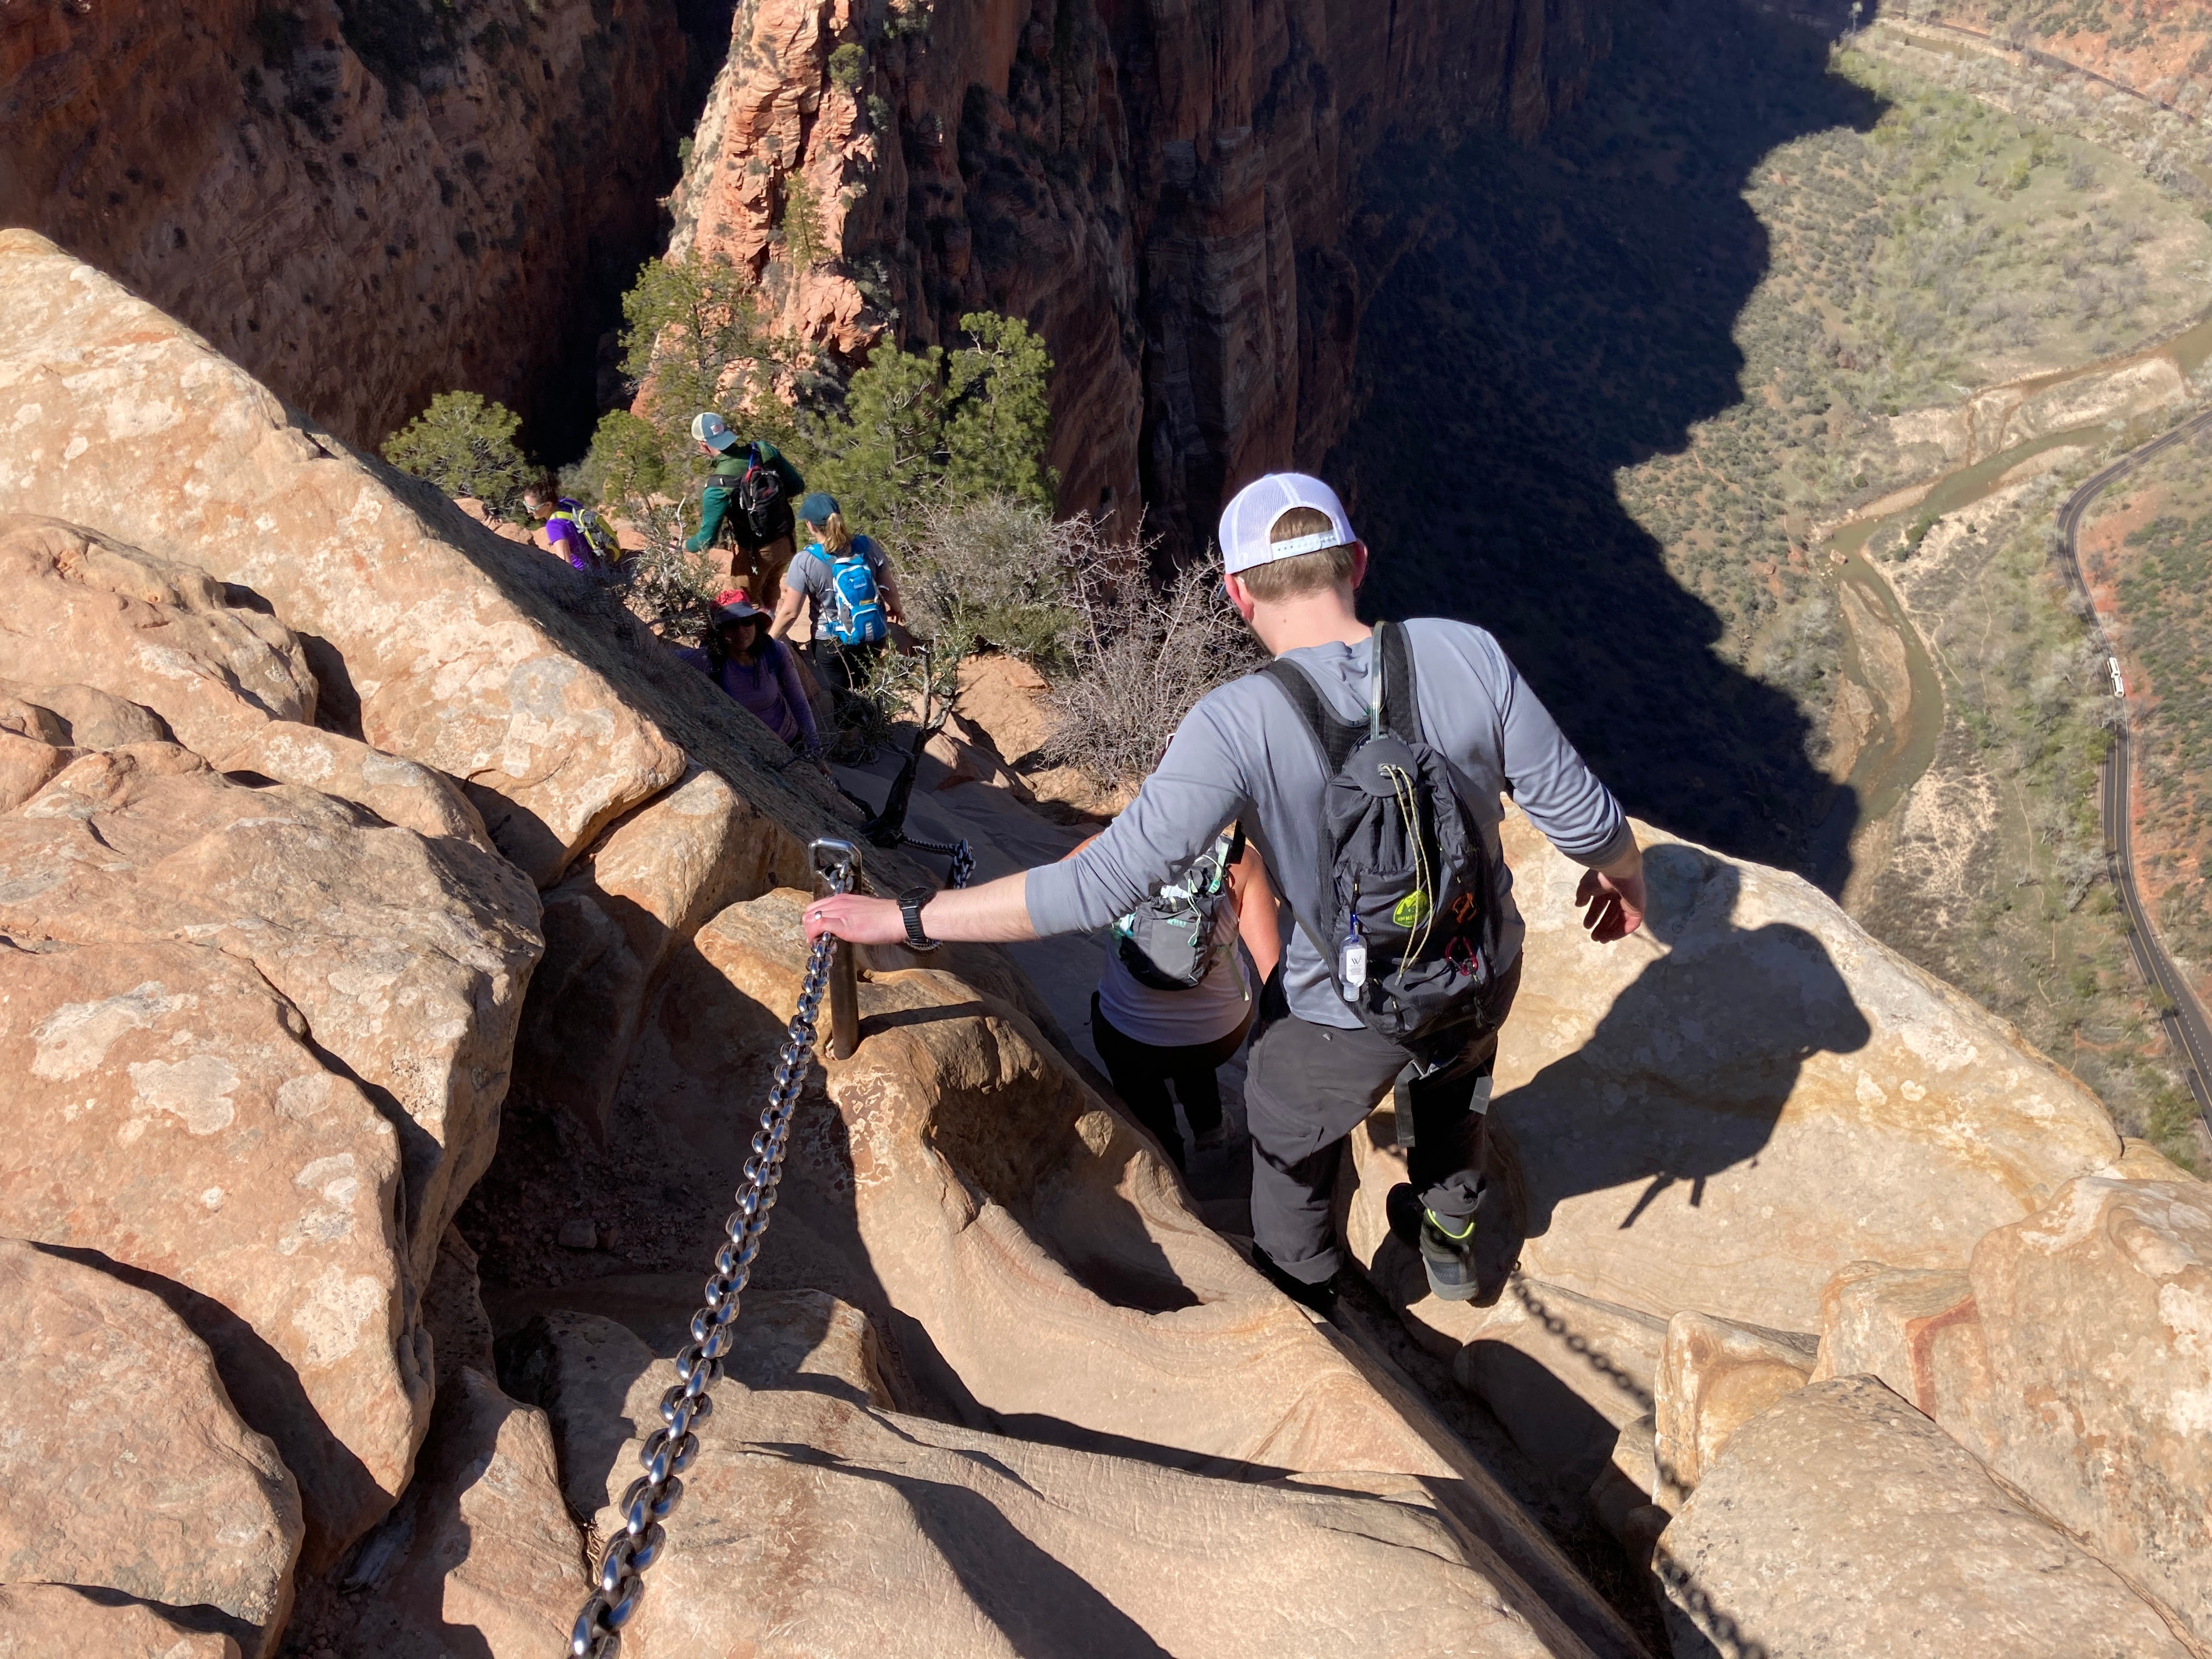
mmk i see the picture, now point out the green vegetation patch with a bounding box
[2112,432,2212,996]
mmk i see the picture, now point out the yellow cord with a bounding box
[1379,764,1437,974]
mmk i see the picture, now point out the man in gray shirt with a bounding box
[806,473,1647,1316]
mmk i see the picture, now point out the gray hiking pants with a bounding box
[1243,956,1521,1286]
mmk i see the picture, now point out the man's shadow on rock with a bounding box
[1477,844,1872,1285]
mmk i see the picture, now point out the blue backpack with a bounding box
[823,536,888,646]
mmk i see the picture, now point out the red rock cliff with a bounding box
[668,0,1610,548]
[1,0,689,452]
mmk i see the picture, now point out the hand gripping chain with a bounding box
[566,852,852,1658]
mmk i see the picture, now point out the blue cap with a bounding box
[798,492,839,526]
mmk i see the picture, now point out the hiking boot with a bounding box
[1250,1243,1339,1321]
[1386,1182,1481,1303]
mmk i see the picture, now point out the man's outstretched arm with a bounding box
[805,870,1036,944]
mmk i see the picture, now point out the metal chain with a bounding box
[567,859,853,1659]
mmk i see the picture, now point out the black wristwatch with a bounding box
[897,884,940,952]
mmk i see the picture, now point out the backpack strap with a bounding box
[1379,620,1421,744]
[1260,659,1364,774]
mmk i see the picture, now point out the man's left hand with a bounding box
[1575,867,1647,943]
[805,893,906,944]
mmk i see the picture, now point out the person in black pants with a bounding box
[1075,828,1280,1171]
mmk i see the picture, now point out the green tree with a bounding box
[798,312,1057,533]
[618,247,786,442]
[803,339,947,530]
[584,249,794,546]
[781,176,831,270]
[381,390,537,523]
[945,311,1057,509]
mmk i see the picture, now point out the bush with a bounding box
[381,390,536,524]
[1044,533,1263,792]
[827,42,866,88]
[899,498,1081,665]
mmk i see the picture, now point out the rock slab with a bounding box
[1970,1177,2212,1644]
[0,232,686,884]
[1486,814,2122,1333]
[0,1238,300,1652]
[1657,1376,2191,1659]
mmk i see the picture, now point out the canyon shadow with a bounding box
[1335,0,1887,885]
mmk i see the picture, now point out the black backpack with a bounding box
[704,447,794,550]
[1261,621,1502,1060]
[1112,823,1245,991]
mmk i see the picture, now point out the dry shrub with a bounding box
[1044,532,1263,793]
[899,496,1082,665]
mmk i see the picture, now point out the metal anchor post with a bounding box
[810,837,861,1060]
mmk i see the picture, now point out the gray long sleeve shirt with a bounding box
[1025,618,1634,1029]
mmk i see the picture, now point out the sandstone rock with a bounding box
[546,1327,1560,1657]
[607,888,1645,1659]
[503,1293,898,1525]
[1474,814,2121,1334]
[1809,1261,1994,1453]
[326,1368,583,1659]
[1651,1312,1817,1506]
[500,1310,661,1521]
[1968,1177,2212,1643]
[515,764,808,1138]
[0,233,689,884]
[953,654,1054,766]
[422,1226,496,1380]
[1455,1279,1668,1498]
[0,516,315,761]
[1656,1377,2190,1659]
[0,1238,300,1651]
[1587,1415,1657,1543]
[219,721,494,855]
[2112,1137,2196,1181]
[0,689,69,746]
[0,730,74,814]
[0,0,686,455]
[0,1584,240,1657]
[2,679,171,749]
[0,745,542,1290]
[0,931,427,1569]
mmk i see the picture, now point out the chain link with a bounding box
[567,859,853,1659]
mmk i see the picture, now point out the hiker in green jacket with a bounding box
[685,412,805,600]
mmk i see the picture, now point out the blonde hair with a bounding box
[812,511,853,554]
[1237,505,1357,603]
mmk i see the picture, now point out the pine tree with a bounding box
[381,391,537,523]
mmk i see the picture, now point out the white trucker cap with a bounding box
[1217,472,1357,575]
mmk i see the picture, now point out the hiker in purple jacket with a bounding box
[675,592,822,765]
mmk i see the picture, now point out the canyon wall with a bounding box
[0,0,690,455]
[668,0,1611,549]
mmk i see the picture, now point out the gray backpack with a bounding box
[1112,824,1245,992]
[1261,622,1500,1059]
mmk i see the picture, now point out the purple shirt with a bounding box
[545,504,590,571]
[675,639,817,747]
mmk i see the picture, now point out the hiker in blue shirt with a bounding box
[769,492,907,702]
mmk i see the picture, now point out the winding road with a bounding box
[2052,411,2212,1130]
